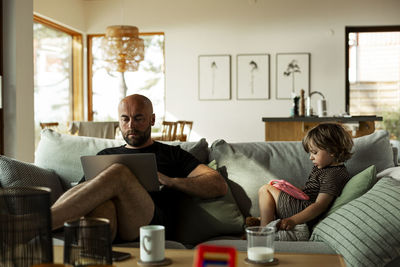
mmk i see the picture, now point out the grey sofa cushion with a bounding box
[173,188,244,246]
[173,161,244,246]
[35,129,210,189]
[346,130,395,176]
[0,155,63,204]
[160,139,209,164]
[209,139,311,217]
[209,130,395,217]
[35,129,125,189]
[311,177,400,267]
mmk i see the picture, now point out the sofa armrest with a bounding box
[0,155,64,204]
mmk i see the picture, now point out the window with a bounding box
[33,15,83,145]
[88,33,165,132]
[346,26,400,137]
[0,0,3,154]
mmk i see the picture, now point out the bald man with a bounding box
[51,94,227,241]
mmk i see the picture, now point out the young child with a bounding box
[257,123,353,230]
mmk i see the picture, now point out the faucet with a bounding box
[306,91,326,117]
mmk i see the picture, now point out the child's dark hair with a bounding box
[302,123,354,163]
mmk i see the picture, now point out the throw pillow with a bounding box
[377,166,400,181]
[173,160,245,246]
[159,138,209,164]
[0,155,64,204]
[346,130,394,176]
[325,165,376,217]
[35,129,125,189]
[311,177,400,267]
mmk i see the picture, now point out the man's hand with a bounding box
[278,218,297,230]
[156,164,227,198]
[157,172,173,186]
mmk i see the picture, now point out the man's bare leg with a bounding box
[51,163,155,241]
[86,200,118,241]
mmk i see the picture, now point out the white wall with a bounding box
[82,0,400,143]
[3,0,35,162]
[34,0,86,32]
[33,0,400,145]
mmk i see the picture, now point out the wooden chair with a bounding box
[176,121,193,141]
[68,121,119,139]
[159,121,178,141]
[39,122,59,130]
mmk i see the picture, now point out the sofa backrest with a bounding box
[35,129,209,190]
[209,130,395,217]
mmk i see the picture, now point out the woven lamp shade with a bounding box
[101,25,145,72]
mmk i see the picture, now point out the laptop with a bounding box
[80,153,160,191]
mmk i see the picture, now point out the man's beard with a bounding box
[123,125,152,147]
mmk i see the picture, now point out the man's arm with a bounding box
[279,193,334,230]
[157,164,228,198]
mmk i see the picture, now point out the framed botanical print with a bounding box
[276,53,310,99]
[237,54,270,100]
[198,55,231,100]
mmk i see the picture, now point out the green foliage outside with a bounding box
[382,109,400,139]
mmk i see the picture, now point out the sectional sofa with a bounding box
[0,129,399,267]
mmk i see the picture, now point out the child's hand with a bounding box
[278,218,296,230]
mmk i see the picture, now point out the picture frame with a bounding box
[276,53,310,99]
[237,54,270,100]
[198,55,231,100]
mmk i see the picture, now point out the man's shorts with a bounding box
[149,191,174,239]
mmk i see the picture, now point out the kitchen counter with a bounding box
[262,116,382,141]
[262,115,382,122]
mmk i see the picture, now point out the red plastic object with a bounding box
[269,179,310,200]
[193,244,237,267]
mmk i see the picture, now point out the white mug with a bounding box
[140,225,165,262]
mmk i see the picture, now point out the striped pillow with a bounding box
[311,177,400,267]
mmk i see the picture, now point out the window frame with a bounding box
[86,32,165,121]
[0,0,3,154]
[345,25,400,113]
[33,15,84,121]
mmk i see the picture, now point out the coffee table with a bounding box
[53,245,346,267]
